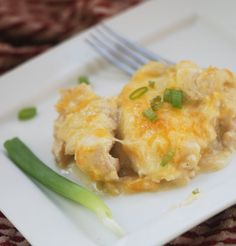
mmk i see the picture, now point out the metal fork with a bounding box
[86,24,173,76]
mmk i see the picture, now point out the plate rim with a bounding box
[1,0,236,245]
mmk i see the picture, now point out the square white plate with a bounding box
[1,0,236,245]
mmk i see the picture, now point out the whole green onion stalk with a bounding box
[4,137,124,236]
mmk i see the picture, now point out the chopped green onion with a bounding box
[160,149,176,167]
[78,76,90,85]
[18,107,37,121]
[151,102,163,111]
[171,90,183,108]
[163,89,172,103]
[151,96,162,111]
[192,188,200,195]
[129,86,148,100]
[142,108,158,122]
[152,95,162,102]
[148,81,155,88]
[163,88,184,109]
[4,137,123,236]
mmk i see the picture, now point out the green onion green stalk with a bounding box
[150,96,163,111]
[18,107,37,120]
[142,108,158,122]
[78,76,90,85]
[129,86,148,100]
[163,89,184,109]
[160,149,176,167]
[4,137,123,236]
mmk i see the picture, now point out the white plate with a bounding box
[1,0,236,245]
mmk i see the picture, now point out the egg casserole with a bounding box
[53,61,236,194]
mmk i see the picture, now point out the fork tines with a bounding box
[86,24,172,76]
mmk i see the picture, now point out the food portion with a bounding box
[53,84,119,181]
[53,61,236,194]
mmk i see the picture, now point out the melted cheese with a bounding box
[117,62,221,184]
[53,61,236,194]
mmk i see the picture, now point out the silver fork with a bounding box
[86,24,173,76]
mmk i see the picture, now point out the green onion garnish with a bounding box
[18,107,37,121]
[171,90,183,108]
[142,108,158,122]
[151,102,163,111]
[151,96,162,111]
[129,86,148,100]
[160,149,176,167]
[163,89,183,109]
[4,137,123,236]
[148,81,155,88]
[192,188,200,195]
[78,76,90,85]
[152,95,162,102]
